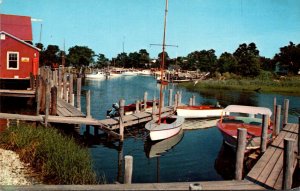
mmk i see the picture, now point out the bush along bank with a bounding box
[0,123,98,184]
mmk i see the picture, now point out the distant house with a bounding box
[0,14,40,80]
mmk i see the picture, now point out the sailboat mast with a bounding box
[158,0,168,124]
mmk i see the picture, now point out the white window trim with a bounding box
[7,51,19,70]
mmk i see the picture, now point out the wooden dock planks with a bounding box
[56,97,85,117]
[0,89,35,97]
[245,123,299,189]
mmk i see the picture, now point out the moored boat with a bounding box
[216,105,273,150]
[145,115,184,141]
[86,71,106,79]
[176,105,226,119]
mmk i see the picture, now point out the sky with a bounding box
[1,0,300,59]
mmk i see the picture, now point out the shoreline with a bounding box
[0,148,33,185]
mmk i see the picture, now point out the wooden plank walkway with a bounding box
[0,180,264,190]
[0,89,35,97]
[245,123,299,190]
[56,97,85,117]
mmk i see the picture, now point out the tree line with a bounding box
[35,41,300,77]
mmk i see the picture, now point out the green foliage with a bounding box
[67,46,95,67]
[186,49,217,72]
[0,124,98,184]
[95,53,109,68]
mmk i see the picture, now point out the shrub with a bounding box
[0,124,98,184]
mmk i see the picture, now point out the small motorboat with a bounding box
[176,104,226,119]
[216,105,273,150]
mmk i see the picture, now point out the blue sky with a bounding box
[1,0,300,59]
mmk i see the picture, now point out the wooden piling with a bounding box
[161,92,164,108]
[235,128,247,180]
[135,100,140,113]
[63,73,67,101]
[192,95,196,106]
[275,105,281,136]
[273,97,276,130]
[168,89,173,106]
[69,74,74,104]
[36,76,41,115]
[178,92,182,106]
[119,99,125,117]
[76,77,82,111]
[50,86,57,115]
[282,138,295,190]
[143,92,148,110]
[119,99,125,141]
[174,93,178,111]
[260,114,269,153]
[152,98,156,118]
[282,99,289,127]
[58,67,62,98]
[189,98,193,106]
[86,90,91,118]
[71,94,75,106]
[124,155,133,184]
[45,81,50,127]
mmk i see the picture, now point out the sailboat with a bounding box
[145,0,184,141]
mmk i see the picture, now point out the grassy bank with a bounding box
[0,123,98,184]
[181,75,300,95]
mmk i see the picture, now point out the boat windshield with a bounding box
[159,117,176,124]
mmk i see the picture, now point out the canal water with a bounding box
[79,75,300,183]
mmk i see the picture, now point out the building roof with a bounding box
[0,14,32,41]
[0,31,40,51]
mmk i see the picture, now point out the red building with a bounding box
[0,14,40,80]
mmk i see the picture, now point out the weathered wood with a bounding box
[0,113,43,122]
[71,94,75,106]
[282,99,289,126]
[50,86,57,115]
[275,105,282,136]
[57,97,85,117]
[135,100,140,113]
[119,99,125,117]
[4,180,264,190]
[168,89,173,106]
[30,72,34,89]
[36,76,41,115]
[178,92,182,105]
[58,67,62,98]
[40,78,46,113]
[174,93,178,110]
[86,90,91,118]
[161,92,164,108]
[260,114,269,153]
[273,97,276,135]
[235,128,247,180]
[45,81,50,127]
[152,98,157,118]
[63,72,68,101]
[143,92,148,110]
[189,183,202,190]
[192,95,196,106]
[69,74,74,104]
[282,138,295,190]
[124,155,133,184]
[76,77,82,111]
[189,98,193,106]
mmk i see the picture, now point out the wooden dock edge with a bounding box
[0,180,265,190]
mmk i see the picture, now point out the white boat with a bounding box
[86,71,106,79]
[145,115,184,141]
[138,69,152,76]
[145,0,183,141]
[176,105,226,119]
[144,129,184,158]
[123,70,139,76]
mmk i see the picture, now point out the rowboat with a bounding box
[176,105,226,119]
[216,105,273,150]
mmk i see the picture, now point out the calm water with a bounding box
[78,75,300,183]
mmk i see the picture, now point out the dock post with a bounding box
[76,77,82,111]
[168,89,173,106]
[143,92,148,110]
[178,92,182,106]
[135,100,140,113]
[152,98,157,118]
[119,99,125,141]
[63,72,67,101]
[86,90,91,118]
[161,92,164,108]
[174,93,178,111]
[189,97,193,106]
[36,76,41,115]
[273,97,277,130]
[50,86,57,115]
[71,94,75,106]
[235,128,247,180]
[124,155,133,184]
[192,95,196,106]
[283,138,295,190]
[275,105,281,136]
[260,114,269,153]
[58,67,62,98]
[69,74,74,104]
[282,99,289,127]
[45,81,50,127]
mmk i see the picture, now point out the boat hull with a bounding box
[145,115,184,141]
[176,106,225,118]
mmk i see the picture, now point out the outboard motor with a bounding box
[107,103,120,118]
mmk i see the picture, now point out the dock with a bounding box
[245,123,299,190]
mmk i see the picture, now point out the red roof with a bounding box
[0,14,32,41]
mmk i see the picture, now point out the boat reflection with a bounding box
[144,129,184,158]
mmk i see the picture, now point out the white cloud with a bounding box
[31,18,43,22]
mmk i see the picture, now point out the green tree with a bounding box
[186,49,217,72]
[233,43,261,76]
[139,49,150,68]
[67,46,95,67]
[115,52,129,68]
[95,53,109,68]
[128,52,140,68]
[42,45,60,67]
[158,51,170,69]
[274,42,300,74]
[217,52,238,73]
